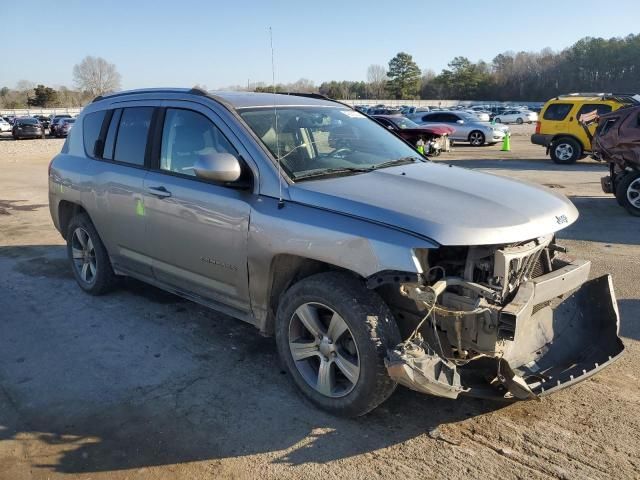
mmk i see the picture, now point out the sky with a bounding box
[2,0,639,90]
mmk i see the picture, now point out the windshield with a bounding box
[239,106,423,180]
[389,117,420,129]
[19,118,38,125]
[458,112,480,122]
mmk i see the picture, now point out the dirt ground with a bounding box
[0,126,638,480]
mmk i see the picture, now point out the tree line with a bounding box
[1,56,121,109]
[255,33,640,101]
[3,33,638,109]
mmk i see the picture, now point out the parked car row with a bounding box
[0,113,76,140]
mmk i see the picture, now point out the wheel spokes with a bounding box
[75,229,87,249]
[81,262,90,282]
[72,247,84,260]
[334,352,359,385]
[327,312,348,342]
[295,304,324,338]
[290,340,319,361]
[316,359,334,396]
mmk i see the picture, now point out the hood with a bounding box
[289,162,578,246]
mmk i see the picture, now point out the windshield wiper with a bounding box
[369,156,422,170]
[293,167,373,181]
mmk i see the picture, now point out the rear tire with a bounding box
[516,117,524,124]
[275,272,401,417]
[66,213,117,295]
[494,118,502,123]
[615,171,640,217]
[551,137,581,164]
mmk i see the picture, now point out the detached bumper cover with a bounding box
[386,261,625,401]
[507,273,624,398]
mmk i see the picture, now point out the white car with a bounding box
[465,110,490,122]
[494,110,538,124]
[0,118,11,133]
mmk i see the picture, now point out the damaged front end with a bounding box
[374,236,625,401]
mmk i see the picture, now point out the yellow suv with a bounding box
[531,93,638,164]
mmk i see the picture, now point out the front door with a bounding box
[143,105,252,313]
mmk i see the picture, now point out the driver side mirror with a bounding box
[456,119,464,124]
[194,152,242,183]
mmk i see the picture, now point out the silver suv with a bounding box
[49,89,624,416]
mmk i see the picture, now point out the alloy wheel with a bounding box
[469,132,484,146]
[627,177,640,208]
[288,302,360,398]
[71,227,97,284]
[555,143,574,161]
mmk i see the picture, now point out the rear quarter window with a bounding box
[577,104,612,119]
[112,107,154,166]
[543,103,573,121]
[83,111,106,158]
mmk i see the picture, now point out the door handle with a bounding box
[146,186,172,198]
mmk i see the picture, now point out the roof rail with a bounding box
[92,88,204,103]
[556,92,639,104]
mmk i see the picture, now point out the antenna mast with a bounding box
[270,27,284,209]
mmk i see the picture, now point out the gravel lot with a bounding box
[0,127,638,480]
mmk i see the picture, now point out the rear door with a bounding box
[83,105,156,277]
[143,102,253,313]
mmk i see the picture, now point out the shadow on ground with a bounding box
[0,244,506,475]
[560,196,639,246]
[618,299,640,341]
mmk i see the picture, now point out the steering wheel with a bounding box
[330,148,352,158]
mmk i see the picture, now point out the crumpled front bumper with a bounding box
[386,260,626,400]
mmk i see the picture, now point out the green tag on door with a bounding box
[136,198,145,216]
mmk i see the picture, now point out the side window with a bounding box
[424,114,438,122]
[442,114,459,123]
[160,109,238,176]
[577,103,612,119]
[82,110,106,158]
[113,107,154,166]
[543,103,573,121]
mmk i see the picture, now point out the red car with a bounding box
[372,114,455,155]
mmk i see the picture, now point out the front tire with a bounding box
[468,130,485,146]
[551,137,581,164]
[66,213,117,295]
[615,171,640,217]
[275,272,401,417]
[516,117,524,124]
[494,118,502,123]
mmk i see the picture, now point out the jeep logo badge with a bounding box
[556,214,568,224]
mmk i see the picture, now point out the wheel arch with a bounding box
[58,201,90,240]
[550,134,586,152]
[262,254,358,335]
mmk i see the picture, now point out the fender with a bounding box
[247,195,438,330]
